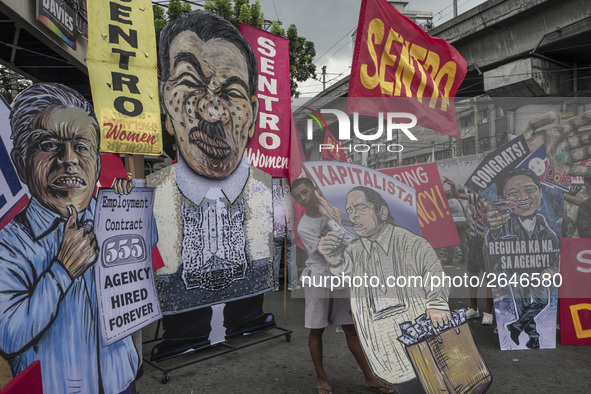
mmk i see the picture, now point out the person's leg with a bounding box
[446,244,455,263]
[485,288,494,315]
[305,287,331,393]
[512,285,547,330]
[457,222,468,262]
[286,232,298,289]
[467,235,485,313]
[467,270,479,311]
[341,324,393,393]
[507,285,529,345]
[309,328,331,392]
[272,234,285,289]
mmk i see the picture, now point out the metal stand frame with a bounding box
[142,321,292,383]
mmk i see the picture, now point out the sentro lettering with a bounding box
[108,0,142,117]
[360,18,459,111]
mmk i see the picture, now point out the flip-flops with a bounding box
[366,385,396,393]
[315,384,333,393]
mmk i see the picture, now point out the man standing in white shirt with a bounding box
[292,178,393,394]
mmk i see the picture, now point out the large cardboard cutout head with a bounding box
[345,186,394,240]
[9,83,101,217]
[159,10,259,179]
[496,167,543,217]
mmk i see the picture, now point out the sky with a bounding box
[255,0,488,96]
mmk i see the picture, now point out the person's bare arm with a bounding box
[564,193,586,206]
[442,177,468,200]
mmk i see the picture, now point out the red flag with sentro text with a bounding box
[347,0,467,139]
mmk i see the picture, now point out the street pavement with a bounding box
[138,261,591,393]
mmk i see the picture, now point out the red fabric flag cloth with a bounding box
[341,150,353,163]
[240,23,291,177]
[1,360,42,394]
[347,0,467,139]
[288,113,306,185]
[321,128,345,161]
[97,153,129,189]
[287,113,308,250]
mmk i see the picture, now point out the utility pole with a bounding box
[453,0,458,17]
[322,66,327,91]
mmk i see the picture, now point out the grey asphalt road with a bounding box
[137,262,590,393]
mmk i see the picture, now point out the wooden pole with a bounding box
[283,234,287,324]
[124,154,145,179]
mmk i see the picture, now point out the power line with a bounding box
[434,0,474,22]
[299,65,351,91]
[314,39,355,69]
[152,1,204,9]
[313,26,356,65]
[272,0,280,21]
[432,1,456,21]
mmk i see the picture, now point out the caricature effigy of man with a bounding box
[486,167,560,349]
[0,83,138,393]
[147,10,274,361]
[318,186,450,389]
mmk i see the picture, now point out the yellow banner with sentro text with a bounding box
[87,0,162,155]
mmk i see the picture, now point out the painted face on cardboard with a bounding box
[346,190,388,240]
[162,31,258,179]
[502,174,542,217]
[12,107,100,217]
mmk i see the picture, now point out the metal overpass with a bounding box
[293,0,591,165]
[430,0,591,97]
[0,0,90,97]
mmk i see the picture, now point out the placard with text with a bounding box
[95,188,161,345]
[381,163,458,248]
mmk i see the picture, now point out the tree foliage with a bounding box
[283,25,316,98]
[204,0,264,30]
[0,66,32,102]
[153,0,192,33]
[204,0,315,97]
[168,0,192,21]
[153,5,166,32]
